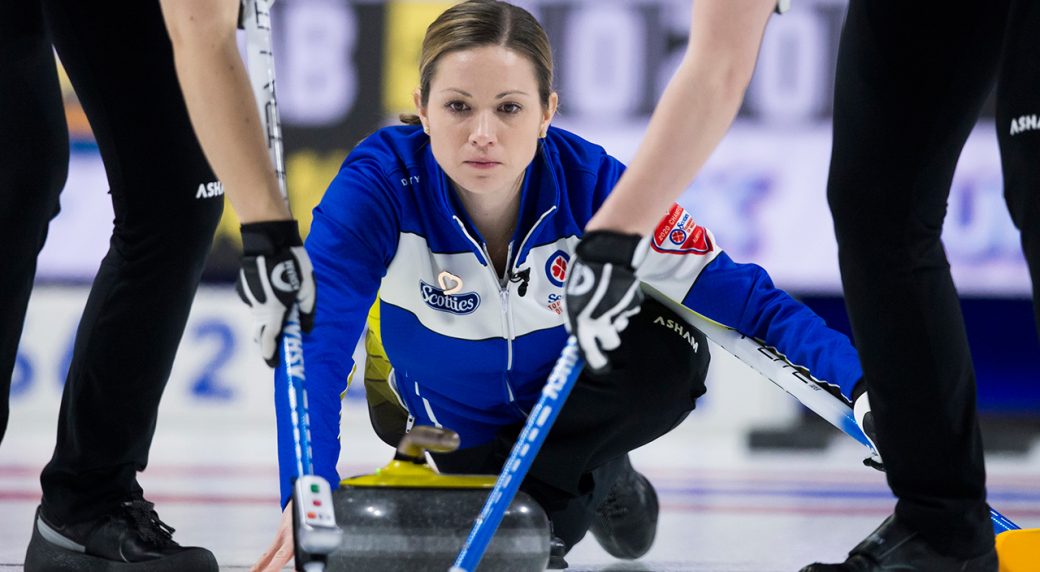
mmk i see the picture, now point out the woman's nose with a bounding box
[469,111,495,147]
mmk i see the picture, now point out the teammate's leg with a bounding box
[527,297,707,554]
[0,0,68,445]
[431,297,709,555]
[823,0,1006,564]
[996,0,1040,336]
[35,0,222,539]
[527,297,707,496]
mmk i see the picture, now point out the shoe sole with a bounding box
[25,520,218,572]
[589,471,660,560]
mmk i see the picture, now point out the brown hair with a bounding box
[400,0,554,125]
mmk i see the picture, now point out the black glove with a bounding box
[237,220,316,367]
[564,231,649,373]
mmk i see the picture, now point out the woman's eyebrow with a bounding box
[495,90,529,98]
[438,88,531,99]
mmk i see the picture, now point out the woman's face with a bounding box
[417,45,557,199]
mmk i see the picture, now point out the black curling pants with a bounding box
[828,0,1039,559]
[429,297,710,550]
[0,0,223,525]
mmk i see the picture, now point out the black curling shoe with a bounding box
[25,502,218,572]
[588,455,659,559]
[800,514,997,572]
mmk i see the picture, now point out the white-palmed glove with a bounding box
[854,390,884,471]
[237,221,316,367]
[564,231,649,373]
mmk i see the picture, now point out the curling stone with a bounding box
[324,426,550,572]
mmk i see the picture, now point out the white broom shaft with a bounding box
[242,0,288,200]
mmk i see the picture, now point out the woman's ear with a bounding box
[414,88,430,134]
[541,92,559,138]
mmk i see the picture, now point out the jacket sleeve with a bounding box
[274,158,399,507]
[637,204,863,400]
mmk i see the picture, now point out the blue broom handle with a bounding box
[450,337,584,572]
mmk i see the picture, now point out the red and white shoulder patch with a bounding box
[651,204,713,255]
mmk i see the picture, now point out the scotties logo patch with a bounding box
[652,205,712,255]
[419,280,480,315]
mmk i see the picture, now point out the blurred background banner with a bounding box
[25,0,1037,420]
[38,0,1029,296]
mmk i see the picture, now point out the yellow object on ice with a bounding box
[996,528,1040,572]
[341,460,495,490]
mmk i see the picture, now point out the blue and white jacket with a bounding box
[274,125,862,504]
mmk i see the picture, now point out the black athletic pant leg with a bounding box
[828,0,1007,558]
[0,1,69,446]
[433,297,709,548]
[996,0,1040,336]
[526,297,708,499]
[36,0,223,525]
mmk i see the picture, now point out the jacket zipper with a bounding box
[452,205,559,415]
[453,217,520,407]
[500,206,558,416]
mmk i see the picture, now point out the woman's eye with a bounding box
[446,101,469,113]
[499,103,522,114]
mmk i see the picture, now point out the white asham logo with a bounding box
[653,315,700,352]
[1010,114,1039,136]
[195,181,225,199]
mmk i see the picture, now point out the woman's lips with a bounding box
[464,160,501,170]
